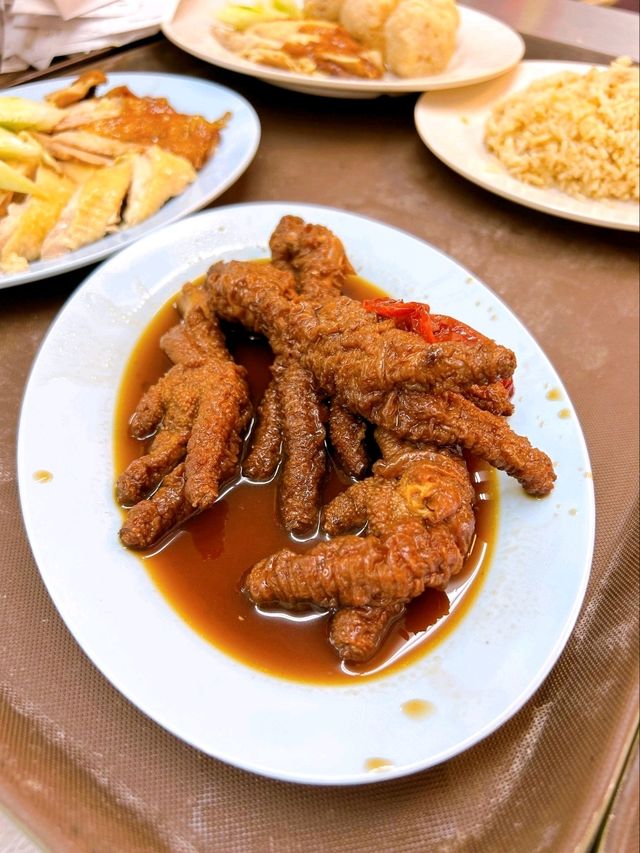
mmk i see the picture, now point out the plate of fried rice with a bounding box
[414,59,640,231]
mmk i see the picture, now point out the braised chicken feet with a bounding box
[117,281,251,549]
[204,256,554,495]
[244,433,476,661]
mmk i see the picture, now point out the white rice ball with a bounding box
[303,0,343,22]
[339,0,399,52]
[383,0,459,77]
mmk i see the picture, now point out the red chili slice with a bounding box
[363,298,514,397]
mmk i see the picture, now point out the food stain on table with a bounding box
[33,469,53,482]
[114,277,499,686]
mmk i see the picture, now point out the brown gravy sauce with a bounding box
[401,699,434,719]
[364,758,394,772]
[114,276,499,685]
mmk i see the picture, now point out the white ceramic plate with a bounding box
[163,0,524,98]
[414,60,640,231]
[0,72,261,290]
[18,203,594,785]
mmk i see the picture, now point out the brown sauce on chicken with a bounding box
[114,277,498,685]
[281,24,383,79]
[88,87,227,169]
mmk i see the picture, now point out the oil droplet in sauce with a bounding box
[33,470,53,482]
[365,757,394,772]
[546,388,562,401]
[114,276,499,685]
[401,699,434,719]
[558,408,571,419]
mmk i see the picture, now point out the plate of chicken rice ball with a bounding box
[18,202,594,784]
[163,0,525,96]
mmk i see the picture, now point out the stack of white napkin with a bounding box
[0,0,180,72]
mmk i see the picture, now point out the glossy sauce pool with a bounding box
[114,276,499,685]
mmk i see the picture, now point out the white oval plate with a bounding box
[414,60,640,231]
[163,0,524,98]
[0,72,261,289]
[18,203,594,785]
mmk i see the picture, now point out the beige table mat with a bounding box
[0,41,638,852]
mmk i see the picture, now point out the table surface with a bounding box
[0,22,638,853]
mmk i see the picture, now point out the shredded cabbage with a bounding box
[0,97,63,132]
[0,159,44,197]
[217,0,301,31]
[0,128,42,162]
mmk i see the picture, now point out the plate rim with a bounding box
[0,71,262,290]
[414,58,640,232]
[16,201,596,785]
[162,2,525,95]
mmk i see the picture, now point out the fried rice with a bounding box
[484,58,639,201]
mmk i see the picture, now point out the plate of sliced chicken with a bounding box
[17,203,594,784]
[0,71,260,288]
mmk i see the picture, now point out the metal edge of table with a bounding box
[463,0,639,61]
